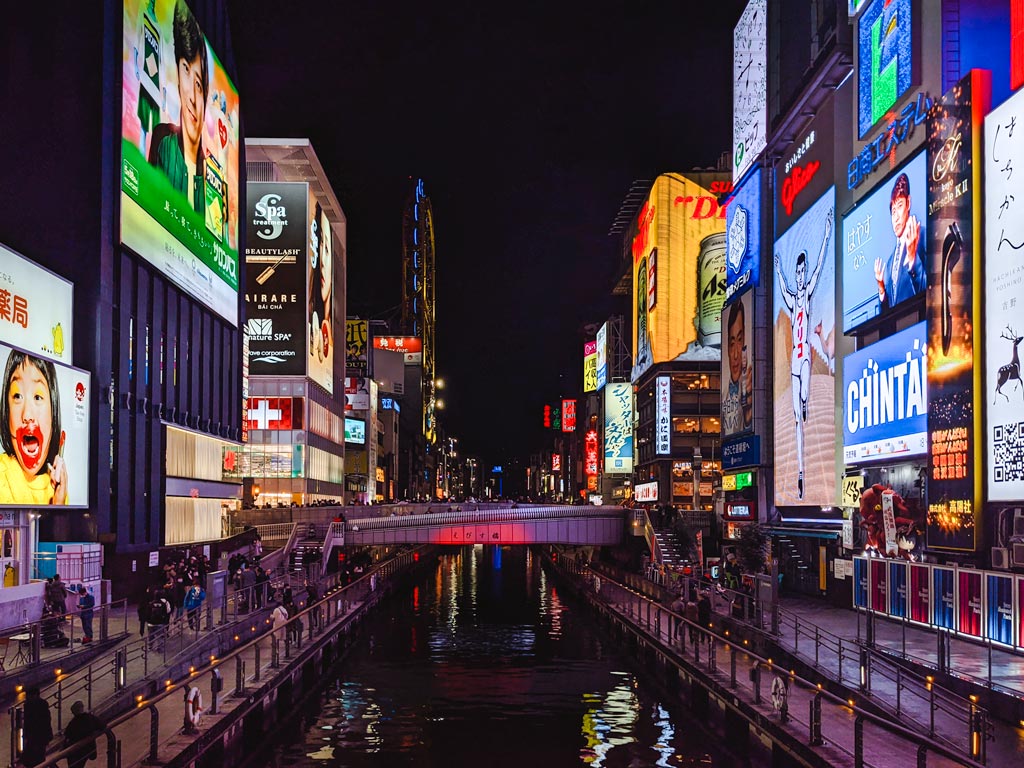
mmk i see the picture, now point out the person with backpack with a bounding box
[146,590,171,649]
[183,579,205,631]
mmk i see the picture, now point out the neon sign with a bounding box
[848,92,931,190]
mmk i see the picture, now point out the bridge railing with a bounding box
[345,505,626,531]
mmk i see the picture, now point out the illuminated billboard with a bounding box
[842,152,927,332]
[373,336,423,364]
[721,289,754,438]
[986,86,1024,502]
[583,341,597,393]
[655,376,671,455]
[551,453,561,472]
[634,481,658,502]
[344,417,365,445]
[245,182,307,374]
[631,174,728,382]
[307,201,334,393]
[725,167,762,302]
[0,245,74,366]
[344,377,370,411]
[121,0,240,324]
[776,101,835,238]
[842,323,927,464]
[772,187,837,506]
[857,0,913,139]
[346,319,368,375]
[925,71,990,551]
[732,0,767,182]
[0,344,91,507]
[585,430,599,478]
[246,397,303,431]
[595,323,608,390]
[697,234,726,348]
[604,382,633,475]
[561,399,577,433]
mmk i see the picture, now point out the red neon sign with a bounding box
[562,399,577,433]
[780,160,821,216]
[585,430,599,476]
[543,404,551,428]
[673,195,728,219]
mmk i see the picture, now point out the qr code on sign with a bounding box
[993,421,1024,483]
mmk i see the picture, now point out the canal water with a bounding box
[264,547,759,767]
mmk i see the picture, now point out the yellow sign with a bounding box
[583,352,598,392]
[842,475,864,507]
[722,474,737,491]
[375,466,385,483]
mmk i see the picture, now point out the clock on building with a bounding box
[732,0,767,183]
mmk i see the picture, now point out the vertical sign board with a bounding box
[721,290,754,437]
[984,87,1024,502]
[725,167,762,303]
[888,561,908,617]
[925,71,990,552]
[909,562,930,624]
[870,558,887,612]
[958,569,983,638]
[595,323,608,390]
[732,0,767,182]
[583,341,598,393]
[561,399,577,433]
[986,574,1014,646]
[603,382,633,474]
[933,566,955,630]
[307,199,334,394]
[655,376,671,455]
[853,557,869,609]
[772,187,837,507]
[245,182,307,375]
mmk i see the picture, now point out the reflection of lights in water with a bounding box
[652,703,675,767]
[579,675,640,766]
[362,700,384,751]
[305,746,334,760]
[537,569,564,638]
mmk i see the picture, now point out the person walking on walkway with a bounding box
[271,600,289,643]
[183,579,205,631]
[76,586,95,644]
[697,591,712,643]
[684,598,699,645]
[137,587,150,637]
[305,579,320,630]
[20,686,52,767]
[63,701,103,768]
[146,590,171,650]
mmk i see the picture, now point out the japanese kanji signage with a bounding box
[925,71,990,552]
[561,399,577,433]
[583,340,598,392]
[0,244,74,364]
[346,319,368,373]
[373,335,423,364]
[656,376,672,455]
[585,429,599,478]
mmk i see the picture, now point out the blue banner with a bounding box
[986,574,1014,645]
[842,322,928,464]
[853,558,869,609]
[933,568,955,629]
[725,167,762,303]
[722,435,760,470]
[888,561,908,618]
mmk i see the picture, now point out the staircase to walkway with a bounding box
[652,527,687,566]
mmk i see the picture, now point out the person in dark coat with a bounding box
[21,687,52,767]
[63,701,103,768]
[137,587,151,636]
[697,591,712,643]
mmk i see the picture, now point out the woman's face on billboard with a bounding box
[319,223,332,304]
[7,359,52,476]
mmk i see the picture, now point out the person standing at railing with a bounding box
[48,574,69,617]
[20,686,52,767]
[137,587,151,637]
[183,579,205,631]
[63,701,104,768]
[76,586,94,644]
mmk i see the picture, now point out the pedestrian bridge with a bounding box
[333,505,631,547]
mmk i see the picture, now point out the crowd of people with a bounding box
[136,549,212,642]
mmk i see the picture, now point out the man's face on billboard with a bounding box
[890,193,910,238]
[177,52,206,153]
[728,310,745,383]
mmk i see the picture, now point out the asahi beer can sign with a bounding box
[698,233,727,348]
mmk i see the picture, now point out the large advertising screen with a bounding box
[772,187,837,506]
[121,0,240,325]
[721,289,754,438]
[732,0,767,182]
[0,344,90,507]
[245,182,307,375]
[725,168,762,303]
[0,245,74,366]
[307,200,334,393]
[857,0,913,139]
[604,382,633,474]
[344,417,365,445]
[631,174,727,382]
[842,322,927,464]
[985,88,1024,502]
[925,72,990,552]
[841,152,928,332]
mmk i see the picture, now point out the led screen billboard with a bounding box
[721,289,754,438]
[344,417,365,445]
[604,382,633,474]
[843,322,927,464]
[841,152,928,332]
[631,174,727,382]
[307,201,334,393]
[0,344,90,507]
[985,87,1024,502]
[925,72,990,552]
[732,0,767,182]
[245,182,307,374]
[772,187,837,506]
[725,167,762,302]
[0,245,74,366]
[595,323,608,390]
[121,0,240,324]
[857,0,913,139]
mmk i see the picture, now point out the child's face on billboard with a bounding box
[7,360,53,476]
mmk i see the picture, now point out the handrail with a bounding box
[561,559,985,768]
[346,505,626,530]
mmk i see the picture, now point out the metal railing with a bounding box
[561,559,987,767]
[252,523,295,545]
[345,505,625,531]
[0,600,130,675]
[31,552,103,583]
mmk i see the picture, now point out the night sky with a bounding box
[226,0,748,463]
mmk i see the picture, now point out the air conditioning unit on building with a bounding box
[1014,510,1024,538]
[1012,543,1024,568]
[992,547,1010,570]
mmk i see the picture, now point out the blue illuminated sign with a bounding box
[857,0,914,138]
[722,435,760,470]
[380,397,400,413]
[843,322,928,464]
[725,167,762,303]
[848,92,930,191]
[842,152,928,331]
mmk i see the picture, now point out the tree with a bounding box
[734,523,768,576]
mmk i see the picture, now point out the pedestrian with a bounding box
[271,600,289,643]
[183,580,205,631]
[20,687,53,768]
[50,574,69,615]
[63,701,103,768]
[284,596,301,644]
[146,590,171,650]
[684,599,699,645]
[305,580,320,630]
[76,586,95,644]
[137,587,151,637]
[697,591,712,641]
[670,593,686,645]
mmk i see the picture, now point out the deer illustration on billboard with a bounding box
[995,325,1023,402]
